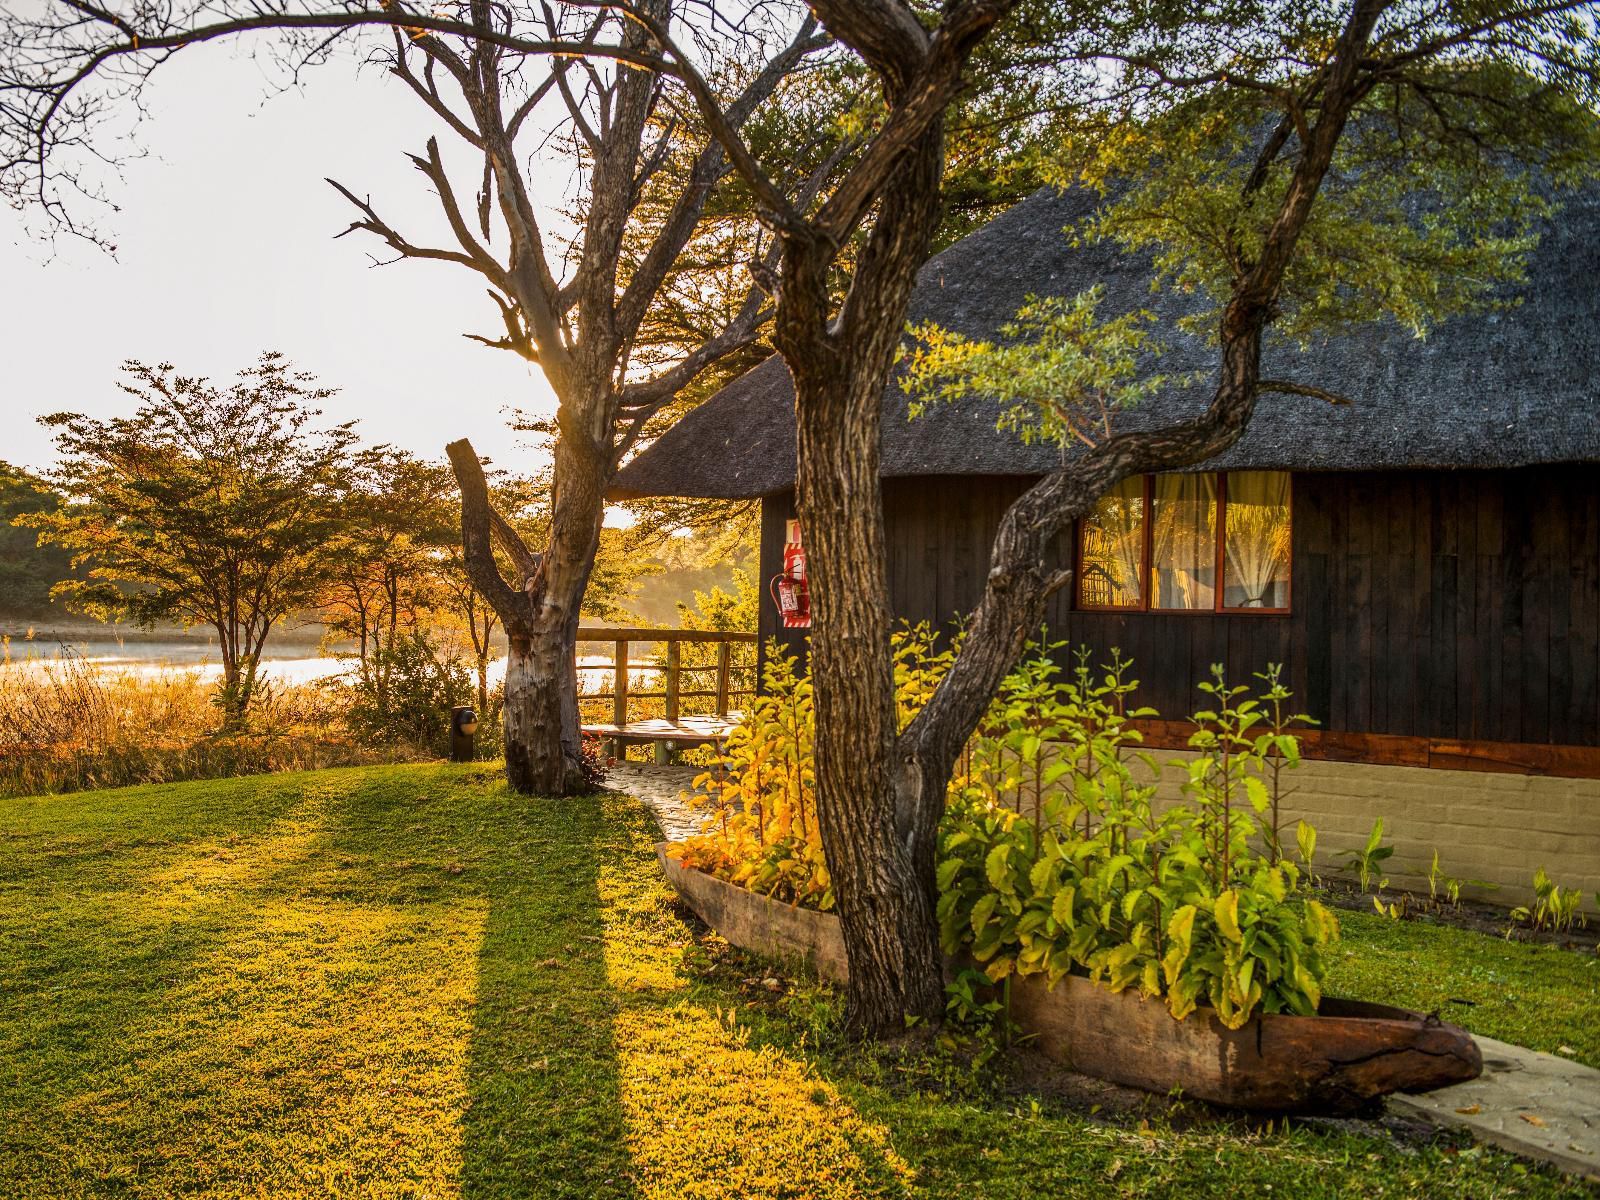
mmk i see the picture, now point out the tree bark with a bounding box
[780,124,949,1037]
[447,435,597,796]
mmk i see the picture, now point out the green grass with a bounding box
[1327,908,1600,1068]
[0,763,1593,1199]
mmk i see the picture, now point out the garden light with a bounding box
[450,705,477,762]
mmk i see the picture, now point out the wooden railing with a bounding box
[576,628,758,758]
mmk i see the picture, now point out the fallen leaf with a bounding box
[1557,1045,1576,1056]
[1520,1113,1548,1128]
[1455,1105,1482,1116]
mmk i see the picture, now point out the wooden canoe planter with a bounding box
[657,846,1483,1114]
[658,845,849,980]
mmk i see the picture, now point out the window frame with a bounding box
[1073,472,1293,615]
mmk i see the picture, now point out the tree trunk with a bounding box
[779,125,949,1037]
[447,435,599,798]
[886,0,1389,908]
[501,621,584,794]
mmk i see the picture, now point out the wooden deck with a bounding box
[576,626,756,763]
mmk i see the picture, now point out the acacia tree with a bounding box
[784,1,1600,1031]
[2,1,838,795]
[321,447,457,690]
[589,0,1600,1032]
[24,354,357,720]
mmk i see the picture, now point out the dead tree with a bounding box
[1,0,829,795]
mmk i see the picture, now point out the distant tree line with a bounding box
[0,463,80,622]
[14,352,649,725]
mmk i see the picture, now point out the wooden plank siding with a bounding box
[758,466,1600,754]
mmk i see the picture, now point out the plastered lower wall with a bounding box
[1141,752,1600,912]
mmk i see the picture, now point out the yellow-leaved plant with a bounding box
[669,626,951,911]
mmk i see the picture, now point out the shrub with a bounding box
[0,650,421,798]
[1510,868,1589,934]
[673,625,956,909]
[673,634,1340,1030]
[342,632,470,755]
[672,649,829,908]
[578,734,609,791]
[937,654,1336,1029]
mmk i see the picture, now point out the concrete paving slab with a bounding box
[1390,1036,1599,1182]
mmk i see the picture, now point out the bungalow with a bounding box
[609,186,1600,908]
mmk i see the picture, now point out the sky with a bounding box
[1,43,568,478]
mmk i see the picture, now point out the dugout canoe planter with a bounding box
[657,845,1483,1114]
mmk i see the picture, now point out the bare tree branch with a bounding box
[445,437,530,631]
[1258,378,1355,405]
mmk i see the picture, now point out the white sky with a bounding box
[0,44,567,477]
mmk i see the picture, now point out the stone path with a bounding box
[607,762,708,842]
[607,764,1598,1183]
[1390,1036,1600,1182]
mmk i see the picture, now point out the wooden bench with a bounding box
[582,715,741,756]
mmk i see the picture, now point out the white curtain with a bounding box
[1079,477,1144,607]
[1223,472,1291,607]
[1151,474,1217,609]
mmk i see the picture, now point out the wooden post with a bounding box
[656,640,681,765]
[612,639,629,761]
[715,641,732,717]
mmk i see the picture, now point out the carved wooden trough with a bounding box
[658,845,1483,1114]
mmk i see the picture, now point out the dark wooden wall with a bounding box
[758,466,1600,747]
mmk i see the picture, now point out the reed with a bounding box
[0,650,430,798]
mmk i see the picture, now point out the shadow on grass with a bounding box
[456,788,643,1200]
[3,765,915,1199]
[2,766,499,1196]
[517,790,916,1200]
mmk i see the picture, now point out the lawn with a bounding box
[1326,909,1599,1069]
[1,763,1593,1199]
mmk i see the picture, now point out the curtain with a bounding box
[1223,472,1291,608]
[1078,476,1145,607]
[1151,474,1217,609]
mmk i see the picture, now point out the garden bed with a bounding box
[659,846,1483,1114]
[1318,878,1600,952]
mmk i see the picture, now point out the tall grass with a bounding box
[0,651,431,799]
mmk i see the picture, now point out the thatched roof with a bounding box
[609,185,1600,501]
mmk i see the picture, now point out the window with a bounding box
[1076,472,1291,613]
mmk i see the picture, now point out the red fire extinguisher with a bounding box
[770,518,811,628]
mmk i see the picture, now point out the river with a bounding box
[0,636,633,693]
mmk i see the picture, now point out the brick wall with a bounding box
[1140,753,1600,912]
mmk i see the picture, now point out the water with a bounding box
[1,637,639,693]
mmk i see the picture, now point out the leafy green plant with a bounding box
[1426,849,1497,910]
[937,656,1338,1030]
[676,636,1340,1031]
[342,631,471,755]
[1372,893,1421,922]
[672,647,828,908]
[1295,820,1318,882]
[1252,665,1314,865]
[1339,818,1394,894]
[1510,868,1589,934]
[672,625,954,910]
